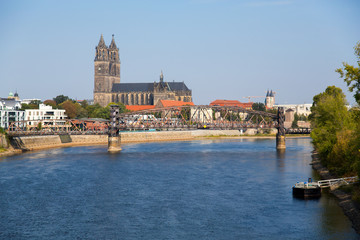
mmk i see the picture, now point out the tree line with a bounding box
[21,95,128,120]
[310,42,360,178]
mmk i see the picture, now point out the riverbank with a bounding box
[311,151,360,234]
[0,130,310,159]
[0,129,296,158]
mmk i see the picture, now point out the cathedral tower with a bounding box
[265,90,275,109]
[94,34,120,106]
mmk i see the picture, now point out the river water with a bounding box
[0,137,359,239]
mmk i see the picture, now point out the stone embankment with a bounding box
[311,152,360,234]
[0,129,263,156]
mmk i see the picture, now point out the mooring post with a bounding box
[108,105,121,153]
[276,107,286,150]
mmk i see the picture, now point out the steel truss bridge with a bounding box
[5,105,300,137]
[117,105,278,130]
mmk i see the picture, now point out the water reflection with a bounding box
[0,138,358,239]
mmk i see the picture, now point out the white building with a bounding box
[191,107,213,122]
[21,98,42,105]
[274,103,312,116]
[25,104,67,129]
[0,98,25,129]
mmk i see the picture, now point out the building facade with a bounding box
[93,35,192,107]
[0,97,24,129]
[274,103,312,116]
[25,104,67,129]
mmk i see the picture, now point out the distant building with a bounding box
[21,98,42,105]
[284,109,295,129]
[0,97,24,128]
[265,90,275,109]
[190,106,213,122]
[154,100,194,119]
[93,35,192,107]
[209,100,253,110]
[155,100,194,109]
[24,104,67,129]
[7,91,20,101]
[126,105,155,111]
[274,103,312,116]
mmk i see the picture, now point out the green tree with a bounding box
[43,99,57,108]
[86,104,109,119]
[336,41,360,104]
[21,100,41,110]
[291,113,299,128]
[75,103,88,118]
[252,102,266,111]
[60,100,77,119]
[93,107,110,119]
[36,122,42,131]
[310,86,357,175]
[80,100,89,109]
[53,95,70,105]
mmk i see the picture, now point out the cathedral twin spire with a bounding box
[95,34,119,62]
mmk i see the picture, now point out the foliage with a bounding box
[60,100,78,119]
[252,102,266,111]
[80,100,88,109]
[336,41,360,105]
[43,99,57,108]
[291,118,298,128]
[36,122,42,131]
[21,100,42,110]
[180,107,190,120]
[56,100,128,119]
[53,95,70,105]
[91,105,110,119]
[310,86,360,176]
[291,113,308,128]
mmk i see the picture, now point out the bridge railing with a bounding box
[6,119,110,136]
[317,177,358,188]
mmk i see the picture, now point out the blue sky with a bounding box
[0,0,359,105]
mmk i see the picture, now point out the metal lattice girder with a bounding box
[277,107,285,136]
[6,105,283,136]
[109,105,120,137]
[7,119,110,136]
[118,105,278,131]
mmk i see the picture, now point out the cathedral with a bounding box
[93,35,192,107]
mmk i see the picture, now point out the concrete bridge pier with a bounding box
[276,134,286,150]
[276,107,286,150]
[108,105,121,153]
[108,135,122,153]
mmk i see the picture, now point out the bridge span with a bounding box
[5,105,297,151]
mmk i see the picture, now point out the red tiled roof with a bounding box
[158,100,194,108]
[210,99,253,106]
[126,105,156,111]
[209,100,253,109]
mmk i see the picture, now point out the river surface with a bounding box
[0,137,359,239]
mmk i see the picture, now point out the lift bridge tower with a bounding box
[108,105,121,153]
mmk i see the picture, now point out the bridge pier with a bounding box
[276,135,286,150]
[108,135,122,153]
[108,105,121,153]
[276,107,286,150]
